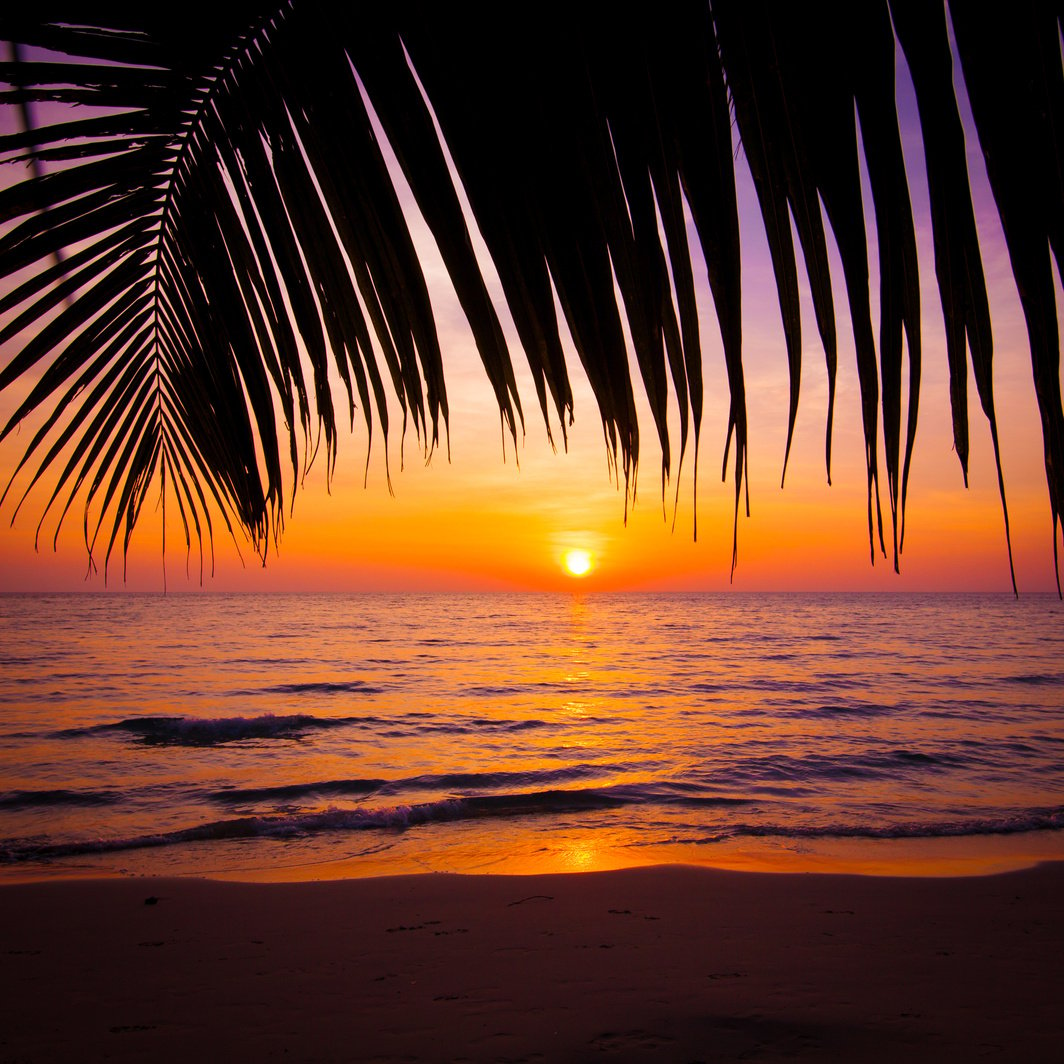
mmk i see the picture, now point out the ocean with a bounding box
[1,591,1062,881]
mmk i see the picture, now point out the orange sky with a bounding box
[0,42,1061,594]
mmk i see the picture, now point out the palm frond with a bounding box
[949,1,1064,595]
[0,1,1062,590]
[890,0,1005,570]
[0,2,457,578]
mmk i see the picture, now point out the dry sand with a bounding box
[1,862,1061,1062]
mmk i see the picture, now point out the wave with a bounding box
[38,710,604,746]
[1005,673,1064,686]
[254,680,385,696]
[372,716,558,737]
[212,777,387,804]
[1,791,631,861]
[0,782,751,862]
[0,788,122,809]
[210,763,628,805]
[804,702,897,718]
[54,714,352,746]
[71,713,578,745]
[699,806,1064,842]
[717,748,966,785]
[4,793,1061,864]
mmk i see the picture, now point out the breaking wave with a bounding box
[3,790,1061,864]
[54,714,352,746]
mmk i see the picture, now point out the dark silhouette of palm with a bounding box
[0,2,1061,591]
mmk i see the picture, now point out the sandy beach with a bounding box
[1,862,1061,1062]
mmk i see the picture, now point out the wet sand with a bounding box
[1,862,1061,1061]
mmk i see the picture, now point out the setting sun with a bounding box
[563,549,593,577]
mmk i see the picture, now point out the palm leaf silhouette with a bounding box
[0,2,1061,590]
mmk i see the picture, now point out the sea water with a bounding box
[1,592,1062,880]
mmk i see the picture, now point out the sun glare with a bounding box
[563,549,593,577]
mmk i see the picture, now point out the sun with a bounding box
[562,549,593,577]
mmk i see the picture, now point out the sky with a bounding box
[0,32,1061,594]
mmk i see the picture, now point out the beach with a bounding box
[2,862,1062,1062]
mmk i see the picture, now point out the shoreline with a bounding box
[2,861,1061,1061]
[4,825,1062,886]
